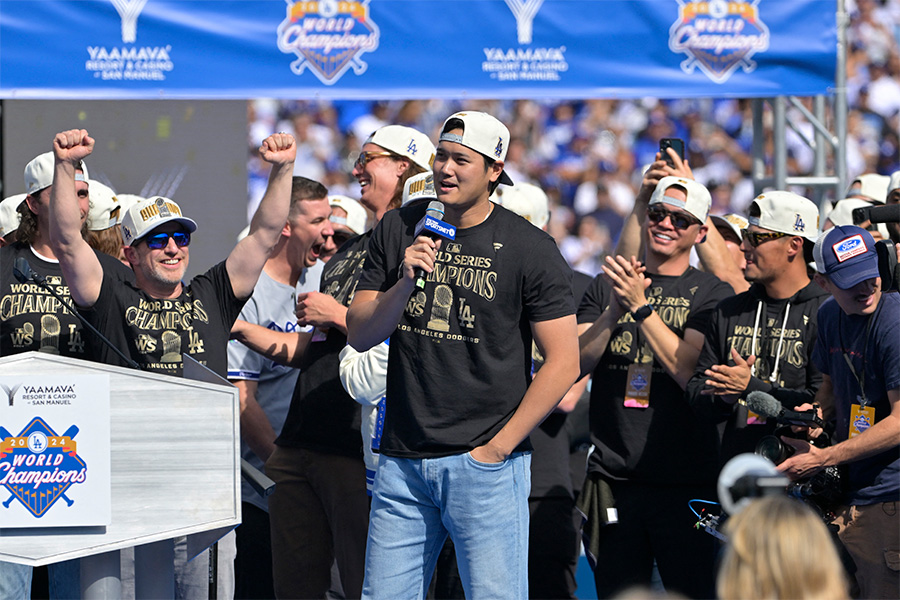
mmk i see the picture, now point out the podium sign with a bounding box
[0,373,111,527]
[0,352,240,568]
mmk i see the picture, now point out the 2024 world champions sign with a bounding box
[0,0,836,99]
[0,375,111,528]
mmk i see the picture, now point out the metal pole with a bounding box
[82,551,122,599]
[812,95,827,207]
[772,97,787,191]
[834,0,849,201]
[752,99,766,196]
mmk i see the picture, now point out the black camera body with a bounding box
[755,425,844,519]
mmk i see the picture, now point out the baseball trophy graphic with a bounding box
[427,285,453,332]
[40,315,61,354]
[161,330,182,363]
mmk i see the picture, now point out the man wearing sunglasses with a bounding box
[686,191,828,463]
[321,194,367,262]
[48,128,295,380]
[48,127,294,596]
[577,175,731,598]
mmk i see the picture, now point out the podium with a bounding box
[0,351,240,597]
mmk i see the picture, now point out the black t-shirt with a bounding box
[356,203,575,458]
[275,232,369,457]
[577,267,731,484]
[1,242,133,358]
[530,270,593,499]
[82,260,244,378]
[686,281,828,462]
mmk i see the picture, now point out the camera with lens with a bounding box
[755,425,844,519]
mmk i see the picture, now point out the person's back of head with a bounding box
[717,496,848,600]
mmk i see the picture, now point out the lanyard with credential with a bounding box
[838,309,876,407]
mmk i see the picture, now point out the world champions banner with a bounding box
[0,0,836,99]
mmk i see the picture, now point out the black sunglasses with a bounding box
[144,231,191,250]
[740,229,790,247]
[646,205,700,230]
[331,231,354,246]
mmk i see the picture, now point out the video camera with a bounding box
[746,392,844,519]
[852,204,900,292]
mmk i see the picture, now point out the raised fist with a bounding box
[259,132,296,166]
[53,129,94,164]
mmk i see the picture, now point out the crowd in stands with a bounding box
[247,0,900,277]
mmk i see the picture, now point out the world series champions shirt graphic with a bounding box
[124,295,210,374]
[86,261,243,378]
[399,241,497,346]
[1,264,87,357]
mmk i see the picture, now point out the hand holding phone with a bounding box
[660,138,685,168]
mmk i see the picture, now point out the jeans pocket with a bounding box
[464,451,508,470]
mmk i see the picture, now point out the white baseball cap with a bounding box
[491,182,550,230]
[115,194,145,220]
[824,198,889,240]
[120,196,197,247]
[439,111,513,186]
[364,125,435,172]
[0,194,25,238]
[849,173,890,203]
[710,213,749,243]
[747,191,819,242]
[402,172,437,207]
[87,180,122,231]
[328,195,367,236]
[888,170,900,197]
[649,176,712,224]
[25,151,88,195]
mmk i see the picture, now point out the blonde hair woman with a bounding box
[718,496,849,600]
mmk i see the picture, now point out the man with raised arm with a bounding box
[46,127,295,597]
[346,111,579,599]
[47,128,295,377]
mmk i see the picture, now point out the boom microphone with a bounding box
[412,201,456,289]
[13,257,38,284]
[745,391,825,428]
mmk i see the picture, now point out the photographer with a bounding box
[778,225,899,599]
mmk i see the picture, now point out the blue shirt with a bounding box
[812,293,900,505]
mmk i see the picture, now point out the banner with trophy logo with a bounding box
[0,0,836,99]
[0,374,111,528]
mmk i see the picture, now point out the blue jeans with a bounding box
[0,561,31,599]
[362,452,531,600]
[0,559,80,599]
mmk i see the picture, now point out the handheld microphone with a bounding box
[745,391,825,429]
[13,257,142,370]
[412,201,456,289]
